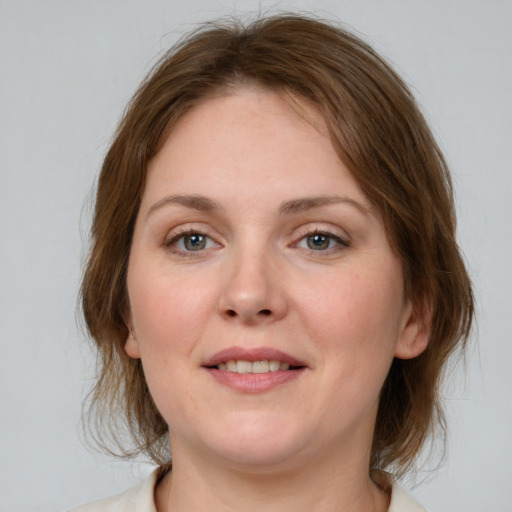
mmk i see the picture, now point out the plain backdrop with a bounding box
[1,1,511,511]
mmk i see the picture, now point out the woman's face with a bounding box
[125,87,426,471]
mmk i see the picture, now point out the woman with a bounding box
[73,14,473,512]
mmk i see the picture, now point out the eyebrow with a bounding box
[279,196,370,215]
[146,194,369,219]
[146,194,221,218]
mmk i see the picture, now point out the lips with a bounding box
[202,347,307,393]
[217,360,291,373]
[202,346,307,369]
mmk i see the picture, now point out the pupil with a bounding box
[308,234,329,250]
[185,234,205,251]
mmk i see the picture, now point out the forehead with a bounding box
[144,86,371,212]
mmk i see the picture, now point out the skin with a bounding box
[125,87,429,512]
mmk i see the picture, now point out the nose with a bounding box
[218,245,288,325]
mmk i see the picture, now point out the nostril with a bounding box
[223,308,273,319]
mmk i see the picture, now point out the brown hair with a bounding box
[81,13,474,477]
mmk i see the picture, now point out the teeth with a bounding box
[236,360,252,373]
[217,360,293,373]
[252,360,269,373]
[269,360,280,372]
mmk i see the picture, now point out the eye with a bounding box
[165,230,218,254]
[295,231,349,251]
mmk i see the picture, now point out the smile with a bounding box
[203,347,307,392]
[216,360,293,373]
[203,346,307,370]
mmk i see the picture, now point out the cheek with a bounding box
[127,271,215,422]
[299,262,405,370]
[128,267,217,360]
[297,269,404,428]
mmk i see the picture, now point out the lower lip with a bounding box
[205,368,305,393]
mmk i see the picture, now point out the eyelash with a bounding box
[164,228,350,256]
[164,228,217,256]
[293,229,350,253]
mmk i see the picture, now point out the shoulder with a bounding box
[68,469,158,512]
[389,481,428,512]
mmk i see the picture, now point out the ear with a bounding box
[394,293,432,360]
[124,322,141,359]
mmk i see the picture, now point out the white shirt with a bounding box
[69,470,427,511]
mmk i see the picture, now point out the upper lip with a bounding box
[203,346,307,368]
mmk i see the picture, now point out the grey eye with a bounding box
[306,234,332,250]
[295,231,348,252]
[183,234,207,251]
[166,230,219,255]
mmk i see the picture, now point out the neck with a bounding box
[155,441,390,512]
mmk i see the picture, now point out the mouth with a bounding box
[210,359,302,373]
[203,346,307,371]
[202,347,307,392]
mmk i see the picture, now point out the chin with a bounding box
[215,441,306,471]
[191,414,310,470]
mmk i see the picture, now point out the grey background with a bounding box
[1,1,511,510]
